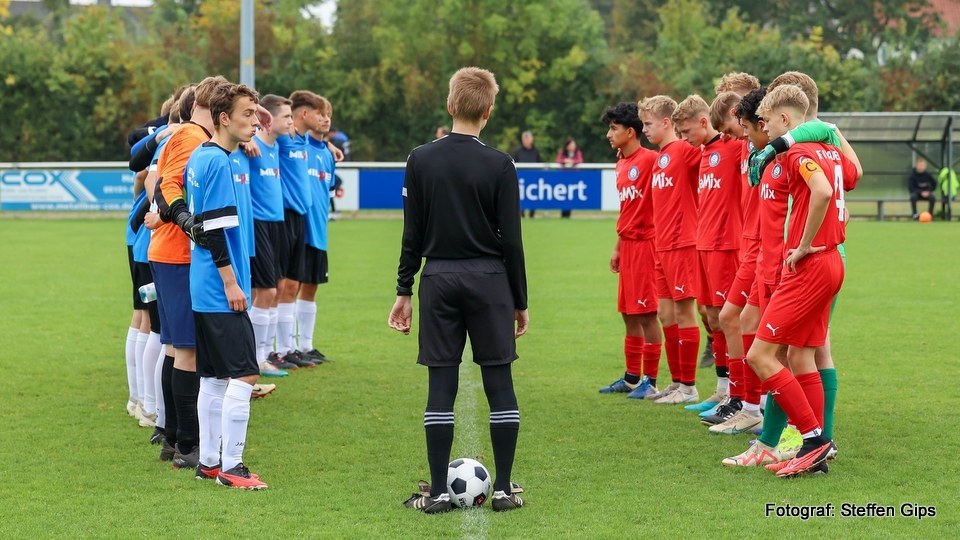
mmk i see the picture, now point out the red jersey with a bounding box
[757,159,789,285]
[651,140,700,252]
[616,146,658,241]
[782,142,858,254]
[696,136,742,250]
[740,140,761,242]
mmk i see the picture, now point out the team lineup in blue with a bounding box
[120,67,860,505]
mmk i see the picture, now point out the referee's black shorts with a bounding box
[251,219,284,289]
[278,209,307,283]
[195,311,259,379]
[417,257,518,367]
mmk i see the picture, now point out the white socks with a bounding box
[198,377,228,468]
[125,327,139,401]
[250,307,270,363]
[135,332,149,405]
[154,347,166,428]
[267,307,279,355]
[296,299,317,352]
[277,303,296,355]
[141,332,162,416]
[716,376,729,394]
[742,401,761,415]
[221,379,254,471]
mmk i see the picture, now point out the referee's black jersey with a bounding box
[397,133,528,310]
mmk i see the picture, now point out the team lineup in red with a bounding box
[601,70,862,478]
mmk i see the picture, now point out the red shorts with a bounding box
[618,238,658,315]
[655,246,698,301]
[757,280,776,314]
[747,279,759,307]
[756,249,844,347]
[695,250,739,307]
[728,238,760,307]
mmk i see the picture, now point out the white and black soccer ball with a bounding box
[446,458,492,508]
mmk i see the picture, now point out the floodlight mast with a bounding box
[240,0,255,88]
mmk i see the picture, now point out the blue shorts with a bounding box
[150,261,196,348]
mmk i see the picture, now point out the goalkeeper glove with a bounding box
[172,208,206,247]
[748,146,776,187]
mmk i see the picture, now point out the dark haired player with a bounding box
[598,102,662,399]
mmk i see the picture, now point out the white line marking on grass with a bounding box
[458,347,488,540]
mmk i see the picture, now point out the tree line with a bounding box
[2,0,956,163]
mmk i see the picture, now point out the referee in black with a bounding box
[390,67,529,514]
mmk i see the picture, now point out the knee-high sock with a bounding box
[761,368,820,435]
[741,333,760,404]
[481,364,519,494]
[819,368,838,439]
[758,391,789,448]
[642,342,661,383]
[250,307,270,363]
[172,367,200,453]
[678,327,700,385]
[198,378,228,467]
[727,357,743,399]
[221,379,254,471]
[712,330,728,370]
[267,307,279,354]
[624,336,644,382]
[425,366,458,497]
[796,372,825,434]
[160,355,176,443]
[277,303,296,354]
[134,332,148,404]
[296,299,317,351]
[663,324,680,383]
[155,349,167,429]
[141,332,162,415]
[125,327,139,400]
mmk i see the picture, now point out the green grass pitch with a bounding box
[0,217,956,537]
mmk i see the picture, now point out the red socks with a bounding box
[741,333,760,404]
[795,371,825,430]
[728,357,745,400]
[624,336,644,377]
[761,368,820,434]
[712,330,728,369]
[678,326,700,385]
[642,342,662,380]
[663,324,680,383]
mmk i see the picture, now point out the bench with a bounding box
[846,197,911,221]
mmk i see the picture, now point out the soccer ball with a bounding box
[919,211,933,222]
[446,458,492,508]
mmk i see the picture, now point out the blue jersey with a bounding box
[277,131,312,215]
[185,143,251,314]
[134,133,174,262]
[248,136,284,222]
[132,194,151,263]
[305,134,334,250]
[126,190,146,247]
[230,150,255,257]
